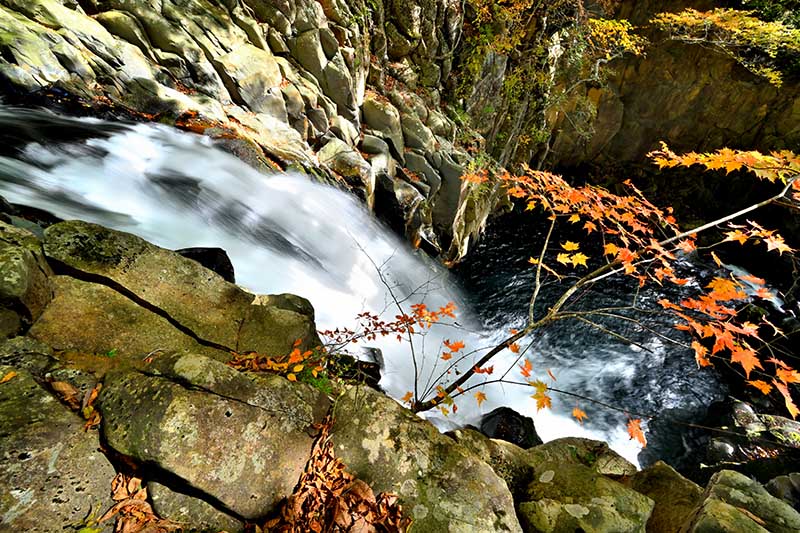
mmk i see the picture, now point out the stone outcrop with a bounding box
[0,0,497,262]
[0,364,116,532]
[547,0,800,168]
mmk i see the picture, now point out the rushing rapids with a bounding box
[0,105,729,465]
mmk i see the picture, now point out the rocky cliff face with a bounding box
[547,0,800,168]
[0,0,498,262]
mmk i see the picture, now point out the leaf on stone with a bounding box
[50,381,82,410]
[0,371,17,384]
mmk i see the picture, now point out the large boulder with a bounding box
[98,352,330,520]
[0,222,52,338]
[0,365,116,532]
[627,461,703,533]
[683,470,800,533]
[41,221,319,356]
[519,462,654,533]
[331,385,522,532]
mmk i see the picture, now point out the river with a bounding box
[0,104,728,466]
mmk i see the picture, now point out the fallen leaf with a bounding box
[0,371,17,384]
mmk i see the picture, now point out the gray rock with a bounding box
[0,366,116,532]
[0,222,53,337]
[362,92,405,156]
[361,134,391,155]
[290,29,328,79]
[330,115,360,146]
[628,461,703,533]
[212,44,285,116]
[331,385,522,532]
[401,112,436,151]
[42,221,319,355]
[322,54,358,121]
[404,151,442,197]
[693,470,800,533]
[148,481,245,533]
[520,462,654,533]
[99,356,328,520]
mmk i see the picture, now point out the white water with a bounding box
[0,107,644,464]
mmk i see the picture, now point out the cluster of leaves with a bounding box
[262,417,409,532]
[651,8,800,86]
[586,18,647,61]
[229,339,330,391]
[740,0,800,29]
[95,474,181,533]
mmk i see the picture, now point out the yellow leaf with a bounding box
[561,241,580,251]
[287,374,297,382]
[293,364,305,373]
[475,391,487,406]
[571,252,589,268]
[530,379,548,394]
[572,407,587,424]
[711,251,722,267]
[0,371,17,384]
[568,214,580,223]
[532,391,551,411]
[528,257,539,265]
[604,243,619,256]
[556,253,571,265]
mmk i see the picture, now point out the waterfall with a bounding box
[1,105,721,466]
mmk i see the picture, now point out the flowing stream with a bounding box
[0,105,727,466]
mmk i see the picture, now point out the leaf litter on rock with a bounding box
[261,415,411,533]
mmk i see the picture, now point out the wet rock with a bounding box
[318,137,375,208]
[362,92,404,157]
[175,247,235,283]
[479,406,542,449]
[42,221,319,355]
[0,222,53,338]
[147,481,245,533]
[0,366,116,532]
[627,461,703,533]
[99,353,329,520]
[213,44,284,117]
[685,470,800,533]
[331,385,522,532]
[519,461,654,533]
[766,473,800,510]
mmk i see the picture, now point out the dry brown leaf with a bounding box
[50,381,82,410]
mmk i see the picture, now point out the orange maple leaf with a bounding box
[774,380,799,418]
[444,339,465,352]
[519,359,533,378]
[730,345,763,379]
[401,391,413,403]
[746,380,772,395]
[509,342,520,354]
[627,418,647,447]
[572,407,587,424]
[532,391,552,411]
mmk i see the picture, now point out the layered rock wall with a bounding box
[0,0,498,261]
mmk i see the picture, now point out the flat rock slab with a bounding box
[0,365,116,532]
[29,276,224,364]
[331,385,522,533]
[42,221,319,356]
[99,353,329,520]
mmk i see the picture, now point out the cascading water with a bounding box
[0,105,726,466]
